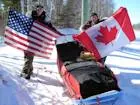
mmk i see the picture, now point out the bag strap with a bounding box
[96,96,101,105]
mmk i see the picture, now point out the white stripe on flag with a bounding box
[6,26,55,45]
[29,31,54,44]
[5,31,53,54]
[5,38,51,58]
[33,22,60,38]
[5,27,55,49]
[30,27,55,41]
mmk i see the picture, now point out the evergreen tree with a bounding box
[2,0,21,11]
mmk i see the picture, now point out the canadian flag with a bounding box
[73,7,136,60]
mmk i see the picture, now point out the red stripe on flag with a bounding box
[73,32,101,60]
[5,41,50,59]
[28,31,55,46]
[5,29,43,47]
[30,30,53,42]
[5,35,52,55]
[32,24,58,39]
[5,29,54,51]
[34,21,60,37]
[113,7,135,41]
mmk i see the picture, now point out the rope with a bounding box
[96,97,101,105]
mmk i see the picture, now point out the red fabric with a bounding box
[73,32,101,60]
[57,58,81,99]
[73,7,135,60]
[113,7,135,41]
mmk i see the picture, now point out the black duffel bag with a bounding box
[66,60,121,98]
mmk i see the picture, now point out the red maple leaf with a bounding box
[95,26,118,45]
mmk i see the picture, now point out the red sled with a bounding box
[56,35,121,105]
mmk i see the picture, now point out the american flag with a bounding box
[4,9,61,58]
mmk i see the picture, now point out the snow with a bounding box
[58,28,80,35]
[0,30,140,105]
[0,45,71,105]
[0,65,34,105]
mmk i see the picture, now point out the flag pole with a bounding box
[81,0,90,25]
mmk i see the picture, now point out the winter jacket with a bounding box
[82,19,105,31]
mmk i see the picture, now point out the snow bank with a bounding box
[0,65,35,105]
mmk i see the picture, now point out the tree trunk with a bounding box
[27,0,32,13]
[20,0,25,14]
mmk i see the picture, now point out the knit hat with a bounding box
[90,12,98,17]
[36,4,43,8]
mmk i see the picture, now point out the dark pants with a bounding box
[22,52,34,76]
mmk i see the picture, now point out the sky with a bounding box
[114,0,140,24]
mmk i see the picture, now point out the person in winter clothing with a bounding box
[81,12,107,64]
[20,5,58,79]
[81,12,105,31]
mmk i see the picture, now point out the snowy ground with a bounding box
[0,44,72,105]
[0,30,140,105]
